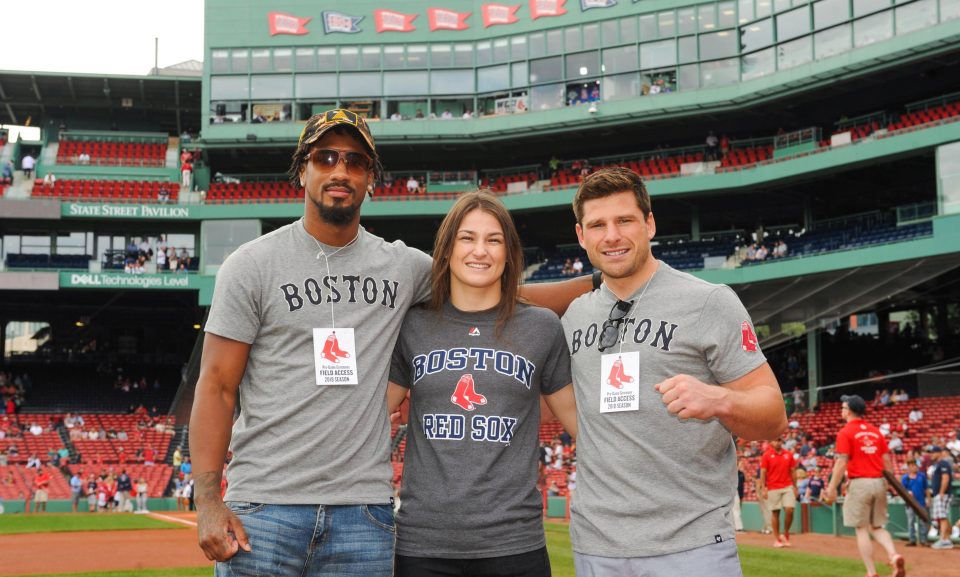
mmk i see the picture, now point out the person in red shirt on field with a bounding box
[824,394,905,577]
[759,436,798,547]
[33,469,51,513]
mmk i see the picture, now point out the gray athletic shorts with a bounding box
[574,540,742,577]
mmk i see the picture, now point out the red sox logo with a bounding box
[606,357,635,389]
[320,331,351,363]
[451,374,487,411]
[741,321,759,352]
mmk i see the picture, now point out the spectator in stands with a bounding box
[42,172,56,189]
[902,460,929,547]
[705,131,719,161]
[440,108,453,119]
[33,468,50,513]
[181,158,193,190]
[78,151,91,165]
[572,257,584,275]
[931,446,955,549]
[144,446,155,466]
[561,167,786,575]
[824,394,905,576]
[755,244,769,261]
[136,477,149,513]
[21,153,35,179]
[561,258,574,276]
[385,191,576,576]
[1,160,13,183]
[745,243,757,261]
[28,422,43,436]
[172,446,183,469]
[909,407,924,423]
[406,175,420,194]
[760,436,798,547]
[415,108,425,119]
[888,432,904,454]
[26,453,41,469]
[189,108,590,572]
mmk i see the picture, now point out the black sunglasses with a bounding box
[307,149,373,174]
[598,299,634,352]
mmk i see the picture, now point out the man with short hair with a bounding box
[70,470,84,513]
[824,394,905,577]
[930,446,955,549]
[33,469,50,513]
[760,436,798,547]
[901,460,929,547]
[561,166,786,575]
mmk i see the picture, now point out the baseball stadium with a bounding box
[0,0,959,575]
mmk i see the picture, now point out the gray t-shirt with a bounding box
[205,218,432,505]
[561,262,766,557]
[390,301,571,558]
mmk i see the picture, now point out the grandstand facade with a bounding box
[0,0,958,515]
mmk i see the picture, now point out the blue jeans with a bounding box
[215,503,395,577]
[906,506,929,544]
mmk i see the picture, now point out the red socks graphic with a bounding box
[606,358,634,389]
[451,374,486,411]
[321,332,350,364]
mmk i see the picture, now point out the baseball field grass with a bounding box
[0,513,184,535]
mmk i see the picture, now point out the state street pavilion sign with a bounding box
[60,272,200,290]
[63,203,192,220]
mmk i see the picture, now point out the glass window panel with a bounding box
[896,0,938,34]
[757,0,773,17]
[603,72,641,101]
[815,23,852,58]
[511,36,528,60]
[274,48,292,72]
[699,4,718,30]
[211,50,229,74]
[251,49,270,73]
[384,71,427,96]
[339,72,380,96]
[493,39,509,63]
[340,47,360,70]
[603,45,639,74]
[231,49,248,73]
[547,30,563,54]
[854,10,893,45]
[478,65,510,92]
[530,83,564,110]
[361,47,381,69]
[566,27,582,51]
[477,41,492,66]
[678,8,697,34]
[210,76,249,100]
[778,6,811,40]
[602,20,619,46]
[511,61,528,87]
[658,11,676,37]
[296,74,338,98]
[775,0,793,12]
[699,30,738,58]
[384,46,405,69]
[641,40,677,69]
[529,32,546,57]
[620,16,638,43]
[566,51,600,78]
[529,56,563,83]
[430,70,474,95]
[295,48,315,71]
[640,14,657,39]
[719,2,738,27]
[700,57,740,86]
[742,18,774,51]
[679,35,698,63]
[251,75,292,99]
[317,47,336,71]
[815,0,850,28]
[454,43,474,66]
[407,45,427,68]
[854,0,890,16]
[582,24,599,50]
[943,0,960,20]
[778,35,813,68]
[739,0,756,23]
[679,64,699,90]
[431,44,453,67]
[741,47,775,79]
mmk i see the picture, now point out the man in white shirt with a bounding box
[21,154,35,179]
[406,176,420,194]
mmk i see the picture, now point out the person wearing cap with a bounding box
[824,394,906,577]
[190,109,591,575]
[930,445,955,549]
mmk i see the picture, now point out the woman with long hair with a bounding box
[388,190,577,577]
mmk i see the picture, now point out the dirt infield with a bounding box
[3,512,211,577]
[2,512,956,577]
[737,531,958,577]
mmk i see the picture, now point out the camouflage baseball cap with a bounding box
[297,109,377,159]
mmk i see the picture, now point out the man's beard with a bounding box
[313,181,360,226]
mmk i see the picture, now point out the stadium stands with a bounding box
[5,253,93,270]
[57,138,166,168]
[206,181,298,203]
[32,179,179,203]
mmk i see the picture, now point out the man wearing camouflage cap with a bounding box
[190,109,590,575]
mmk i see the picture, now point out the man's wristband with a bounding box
[592,269,602,290]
